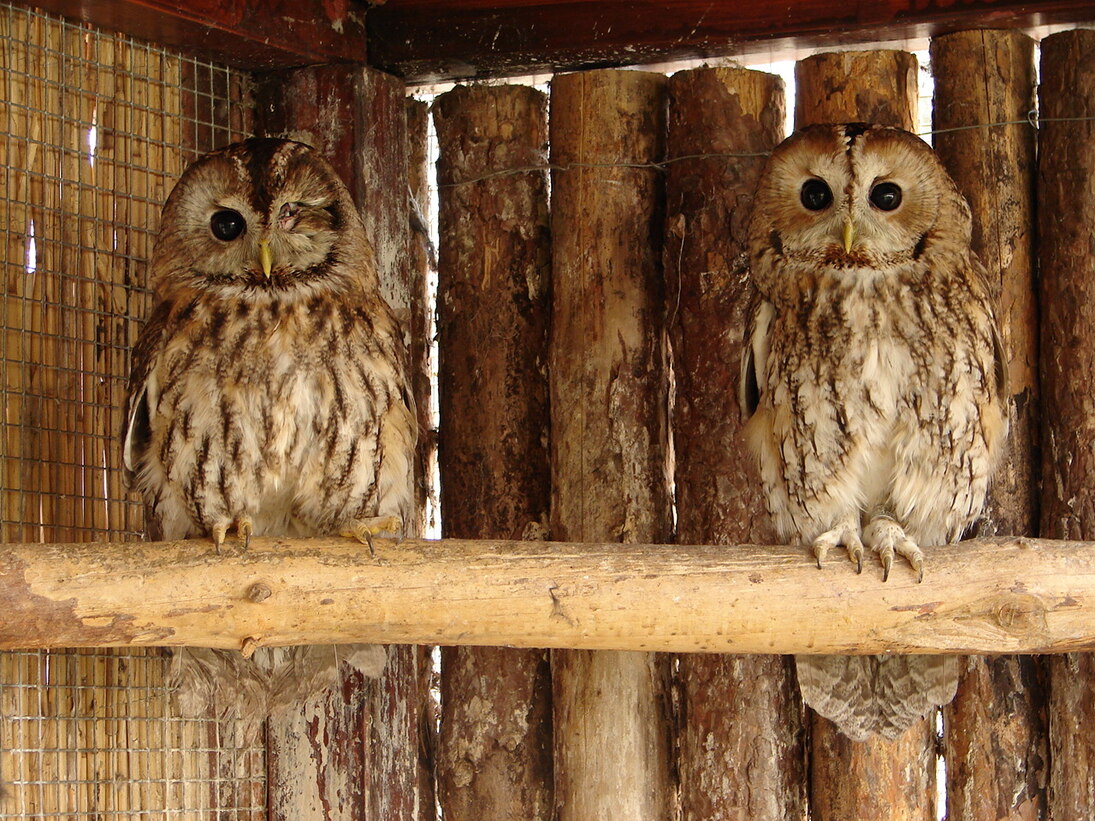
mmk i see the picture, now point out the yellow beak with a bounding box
[258,239,274,279]
[842,220,855,254]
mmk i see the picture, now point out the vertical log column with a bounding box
[665,67,805,821]
[931,29,1046,821]
[405,96,439,821]
[253,64,427,821]
[433,85,554,821]
[795,50,935,821]
[1038,29,1095,820]
[549,70,673,820]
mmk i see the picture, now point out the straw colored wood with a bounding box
[254,63,427,821]
[2,536,1094,654]
[1038,28,1095,821]
[793,49,934,821]
[548,69,674,821]
[433,84,554,821]
[665,66,805,821]
[931,29,1046,821]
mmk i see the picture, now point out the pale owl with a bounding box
[740,123,1008,739]
[123,137,415,725]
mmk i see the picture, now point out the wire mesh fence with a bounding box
[0,3,262,815]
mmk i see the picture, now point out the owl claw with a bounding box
[864,516,924,582]
[210,517,254,554]
[342,516,403,557]
[238,517,253,550]
[810,516,863,571]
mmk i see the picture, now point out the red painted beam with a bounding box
[19,0,366,69]
[367,0,1095,83]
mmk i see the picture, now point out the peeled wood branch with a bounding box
[2,537,1092,656]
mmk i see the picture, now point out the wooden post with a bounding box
[548,69,673,820]
[795,50,919,130]
[253,63,426,821]
[665,66,805,821]
[406,96,439,821]
[433,84,554,821]
[1038,29,1095,819]
[931,29,1046,821]
[794,50,934,821]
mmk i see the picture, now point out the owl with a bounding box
[122,137,415,725]
[739,123,1008,740]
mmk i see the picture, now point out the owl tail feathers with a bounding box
[794,653,959,741]
[170,643,387,742]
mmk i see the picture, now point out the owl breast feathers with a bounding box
[122,137,414,726]
[740,123,1008,739]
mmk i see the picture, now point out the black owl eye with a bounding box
[210,209,246,241]
[869,182,902,211]
[800,178,833,211]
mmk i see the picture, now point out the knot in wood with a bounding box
[247,582,272,603]
[993,593,1047,634]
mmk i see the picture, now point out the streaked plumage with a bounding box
[123,137,414,728]
[740,124,1007,739]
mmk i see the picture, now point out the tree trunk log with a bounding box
[1,535,1092,653]
[405,95,439,821]
[931,29,1046,821]
[794,49,933,821]
[254,63,424,821]
[794,50,918,130]
[1038,28,1095,821]
[665,66,805,821]
[433,83,554,821]
[548,68,674,821]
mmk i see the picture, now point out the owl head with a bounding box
[150,137,374,297]
[747,123,973,295]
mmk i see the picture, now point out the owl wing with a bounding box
[121,297,173,487]
[739,295,775,422]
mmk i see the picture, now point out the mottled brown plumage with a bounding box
[123,138,415,729]
[740,124,1008,740]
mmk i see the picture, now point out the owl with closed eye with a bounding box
[123,137,415,723]
[740,124,1008,740]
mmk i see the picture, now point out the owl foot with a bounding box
[863,516,924,583]
[811,515,865,573]
[342,515,403,557]
[211,516,254,554]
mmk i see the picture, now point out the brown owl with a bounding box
[740,123,1008,740]
[123,137,415,724]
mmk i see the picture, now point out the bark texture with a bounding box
[548,69,674,821]
[254,63,426,821]
[1038,28,1095,821]
[433,83,554,821]
[665,66,805,821]
[795,50,919,130]
[931,29,1046,821]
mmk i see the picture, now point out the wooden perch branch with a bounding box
[3,537,1092,656]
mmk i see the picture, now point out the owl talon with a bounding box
[865,516,924,582]
[810,515,863,571]
[342,515,403,557]
[212,522,229,555]
[238,517,253,550]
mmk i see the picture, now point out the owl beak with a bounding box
[842,220,855,253]
[258,239,274,279]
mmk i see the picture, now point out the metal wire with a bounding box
[0,3,261,816]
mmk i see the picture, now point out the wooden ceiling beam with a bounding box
[367,0,1095,83]
[17,0,367,70]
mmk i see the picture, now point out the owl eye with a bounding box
[869,182,902,211]
[210,209,246,241]
[800,179,833,211]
